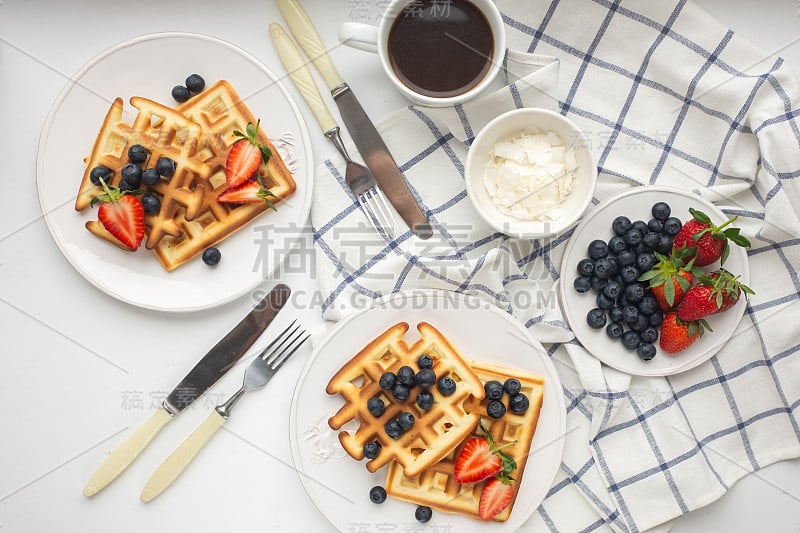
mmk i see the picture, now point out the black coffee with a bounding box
[387,0,494,99]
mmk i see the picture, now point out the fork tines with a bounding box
[258,320,309,370]
[359,187,398,237]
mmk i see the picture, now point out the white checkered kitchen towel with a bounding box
[309,0,800,531]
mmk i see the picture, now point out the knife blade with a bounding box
[277,0,433,240]
[83,283,291,497]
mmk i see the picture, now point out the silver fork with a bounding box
[270,22,398,236]
[140,321,309,502]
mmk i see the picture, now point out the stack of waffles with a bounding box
[74,80,296,271]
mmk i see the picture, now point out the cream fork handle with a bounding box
[277,0,346,91]
[140,410,226,503]
[270,22,338,133]
[83,407,173,497]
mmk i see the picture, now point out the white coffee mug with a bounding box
[339,0,506,107]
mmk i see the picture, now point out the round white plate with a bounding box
[36,32,313,312]
[559,186,750,377]
[289,290,566,532]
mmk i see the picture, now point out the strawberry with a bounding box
[225,120,272,187]
[639,251,702,310]
[672,208,751,266]
[659,311,710,354]
[454,423,517,483]
[217,176,277,210]
[677,269,754,321]
[478,476,515,521]
[90,178,144,251]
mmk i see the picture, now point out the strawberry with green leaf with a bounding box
[659,311,711,354]
[672,208,751,266]
[225,120,272,187]
[90,178,144,251]
[639,250,703,311]
[217,175,277,211]
[677,269,754,321]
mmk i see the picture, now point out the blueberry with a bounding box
[594,257,615,279]
[396,366,415,387]
[632,220,649,235]
[603,280,622,300]
[392,384,410,402]
[609,306,624,323]
[201,246,221,266]
[171,85,191,103]
[596,292,616,310]
[636,253,656,273]
[623,228,642,247]
[484,380,504,401]
[622,331,641,350]
[634,242,649,255]
[503,378,521,396]
[606,322,624,339]
[185,73,205,93]
[663,217,682,236]
[370,485,387,504]
[398,411,415,430]
[415,506,433,523]
[640,327,659,344]
[127,144,148,164]
[118,179,137,192]
[509,393,530,414]
[638,295,658,315]
[590,276,607,293]
[156,156,177,178]
[630,314,649,332]
[617,250,636,267]
[417,354,433,369]
[415,390,434,410]
[651,201,671,221]
[588,239,609,260]
[643,231,661,250]
[141,167,161,186]
[379,372,396,390]
[487,400,506,418]
[656,234,673,255]
[363,440,381,459]
[647,218,664,233]
[574,276,592,293]
[141,192,161,215]
[608,235,627,254]
[586,308,607,329]
[121,163,142,186]
[367,396,385,417]
[620,265,640,285]
[415,368,436,389]
[89,165,113,186]
[623,305,640,324]
[637,343,657,361]
[612,215,632,236]
[577,258,595,277]
[385,420,403,439]
[624,284,645,303]
[649,310,664,327]
[437,376,456,396]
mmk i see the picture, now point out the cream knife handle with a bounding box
[83,407,173,497]
[277,0,346,91]
[140,410,226,503]
[270,22,338,133]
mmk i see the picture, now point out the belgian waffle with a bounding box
[326,322,485,478]
[76,80,296,271]
[384,361,545,522]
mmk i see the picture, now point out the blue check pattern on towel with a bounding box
[310,1,800,531]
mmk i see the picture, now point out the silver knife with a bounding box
[83,283,291,496]
[277,0,433,240]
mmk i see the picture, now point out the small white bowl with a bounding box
[465,108,597,239]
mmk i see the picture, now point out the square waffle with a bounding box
[77,80,296,271]
[326,322,485,478]
[384,361,545,522]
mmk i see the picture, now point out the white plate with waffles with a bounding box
[558,186,750,376]
[36,32,313,312]
[289,290,566,532]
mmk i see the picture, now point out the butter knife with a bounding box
[82,283,291,496]
[277,0,433,239]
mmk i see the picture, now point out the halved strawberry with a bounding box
[478,477,515,521]
[454,423,516,484]
[225,120,272,187]
[217,176,277,210]
[90,179,144,251]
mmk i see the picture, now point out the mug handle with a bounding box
[338,22,379,53]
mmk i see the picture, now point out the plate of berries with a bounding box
[559,186,752,376]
